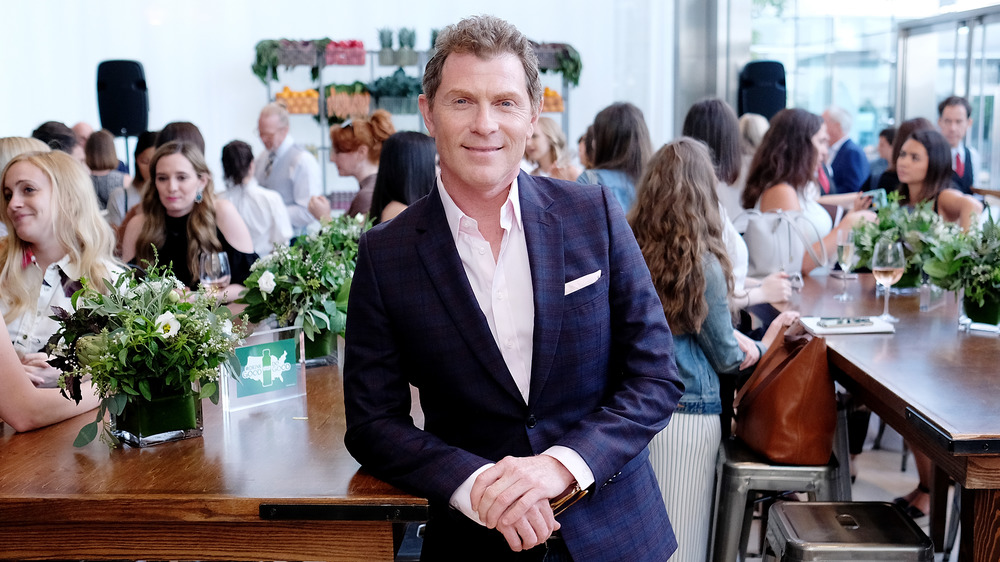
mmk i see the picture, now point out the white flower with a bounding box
[222,319,233,336]
[155,312,181,338]
[258,270,277,294]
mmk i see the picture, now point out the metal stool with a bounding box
[761,501,933,561]
[710,407,852,562]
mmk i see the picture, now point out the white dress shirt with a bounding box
[435,176,596,525]
[254,135,321,233]
[221,177,293,257]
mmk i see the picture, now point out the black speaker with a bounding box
[97,60,149,137]
[738,61,786,120]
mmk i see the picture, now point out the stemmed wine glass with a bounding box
[199,252,231,294]
[833,229,856,302]
[871,239,905,323]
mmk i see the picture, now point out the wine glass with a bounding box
[871,239,905,323]
[833,229,856,302]
[199,252,231,293]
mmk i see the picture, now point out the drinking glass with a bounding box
[199,252,231,293]
[871,239,905,323]
[833,229,856,302]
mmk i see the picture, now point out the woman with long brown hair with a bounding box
[630,138,797,562]
[121,141,255,301]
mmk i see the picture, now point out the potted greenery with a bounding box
[49,265,246,448]
[923,211,1000,325]
[397,28,418,66]
[378,28,396,66]
[852,192,957,290]
[238,213,369,360]
[369,68,423,114]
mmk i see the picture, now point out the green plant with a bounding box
[924,209,1000,307]
[852,192,956,274]
[368,68,423,98]
[378,28,394,50]
[398,28,416,50]
[252,39,281,84]
[553,46,582,87]
[49,265,246,448]
[430,29,440,50]
[238,214,370,342]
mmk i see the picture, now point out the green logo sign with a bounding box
[234,338,298,397]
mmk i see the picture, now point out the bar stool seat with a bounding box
[762,501,933,561]
[710,437,849,562]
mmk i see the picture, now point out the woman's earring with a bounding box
[195,190,203,203]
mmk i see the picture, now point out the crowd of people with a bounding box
[0,13,991,561]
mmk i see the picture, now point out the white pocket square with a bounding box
[565,270,602,296]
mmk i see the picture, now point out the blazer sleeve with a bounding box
[546,185,686,489]
[342,231,493,505]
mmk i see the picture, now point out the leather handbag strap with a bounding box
[733,326,819,409]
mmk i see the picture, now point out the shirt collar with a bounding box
[436,174,523,240]
[273,134,294,158]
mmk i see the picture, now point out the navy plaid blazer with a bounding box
[344,172,684,560]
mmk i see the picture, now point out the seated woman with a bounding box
[741,108,873,274]
[220,140,292,256]
[121,141,256,303]
[577,102,653,214]
[85,129,131,210]
[368,131,437,225]
[525,117,581,182]
[0,136,51,237]
[895,129,982,229]
[313,110,395,220]
[0,150,123,387]
[629,138,798,562]
[0,314,99,432]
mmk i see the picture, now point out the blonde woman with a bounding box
[0,150,122,386]
[629,138,797,562]
[0,136,51,237]
[525,116,581,181]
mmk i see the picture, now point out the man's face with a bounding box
[419,52,539,198]
[821,111,843,143]
[938,104,972,149]
[258,114,288,152]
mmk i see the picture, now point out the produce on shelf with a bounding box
[325,39,366,65]
[275,86,320,115]
[543,87,564,112]
[325,81,371,121]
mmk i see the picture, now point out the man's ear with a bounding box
[418,94,435,137]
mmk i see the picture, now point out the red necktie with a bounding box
[955,153,965,177]
[817,166,830,194]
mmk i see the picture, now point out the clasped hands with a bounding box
[20,352,61,387]
[469,454,575,552]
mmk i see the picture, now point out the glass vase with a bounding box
[303,329,336,366]
[963,292,1000,326]
[111,385,203,447]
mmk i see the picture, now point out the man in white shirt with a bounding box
[254,103,321,235]
[938,95,979,195]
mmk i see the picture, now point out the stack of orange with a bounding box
[275,86,320,114]
[542,87,563,113]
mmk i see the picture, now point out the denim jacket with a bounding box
[672,255,766,415]
[577,169,635,214]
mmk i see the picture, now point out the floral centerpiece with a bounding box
[923,210,1000,324]
[852,192,958,288]
[49,265,246,448]
[238,213,369,357]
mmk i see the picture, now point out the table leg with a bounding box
[960,487,1000,562]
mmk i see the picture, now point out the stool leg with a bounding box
[873,417,886,450]
[942,483,962,561]
[712,469,751,562]
[832,405,853,501]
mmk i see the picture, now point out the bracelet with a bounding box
[550,481,588,517]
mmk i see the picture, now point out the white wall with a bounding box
[1,0,676,191]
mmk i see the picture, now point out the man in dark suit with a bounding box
[343,15,684,562]
[822,106,869,194]
[938,95,977,194]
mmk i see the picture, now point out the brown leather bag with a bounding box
[734,326,836,466]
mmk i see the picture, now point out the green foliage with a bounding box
[368,68,423,98]
[430,29,440,50]
[398,28,416,50]
[923,208,1000,307]
[252,40,282,84]
[852,192,958,273]
[237,213,370,341]
[378,28,394,49]
[49,265,247,448]
[552,46,582,87]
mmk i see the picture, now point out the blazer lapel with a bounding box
[414,187,524,404]
[519,174,564,406]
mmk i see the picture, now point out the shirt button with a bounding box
[478,247,486,255]
[526,415,537,429]
[505,338,514,348]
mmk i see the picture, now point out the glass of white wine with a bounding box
[871,239,905,323]
[199,251,231,294]
[833,229,856,302]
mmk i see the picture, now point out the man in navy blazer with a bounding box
[823,106,870,194]
[343,15,684,562]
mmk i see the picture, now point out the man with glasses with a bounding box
[254,102,320,234]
